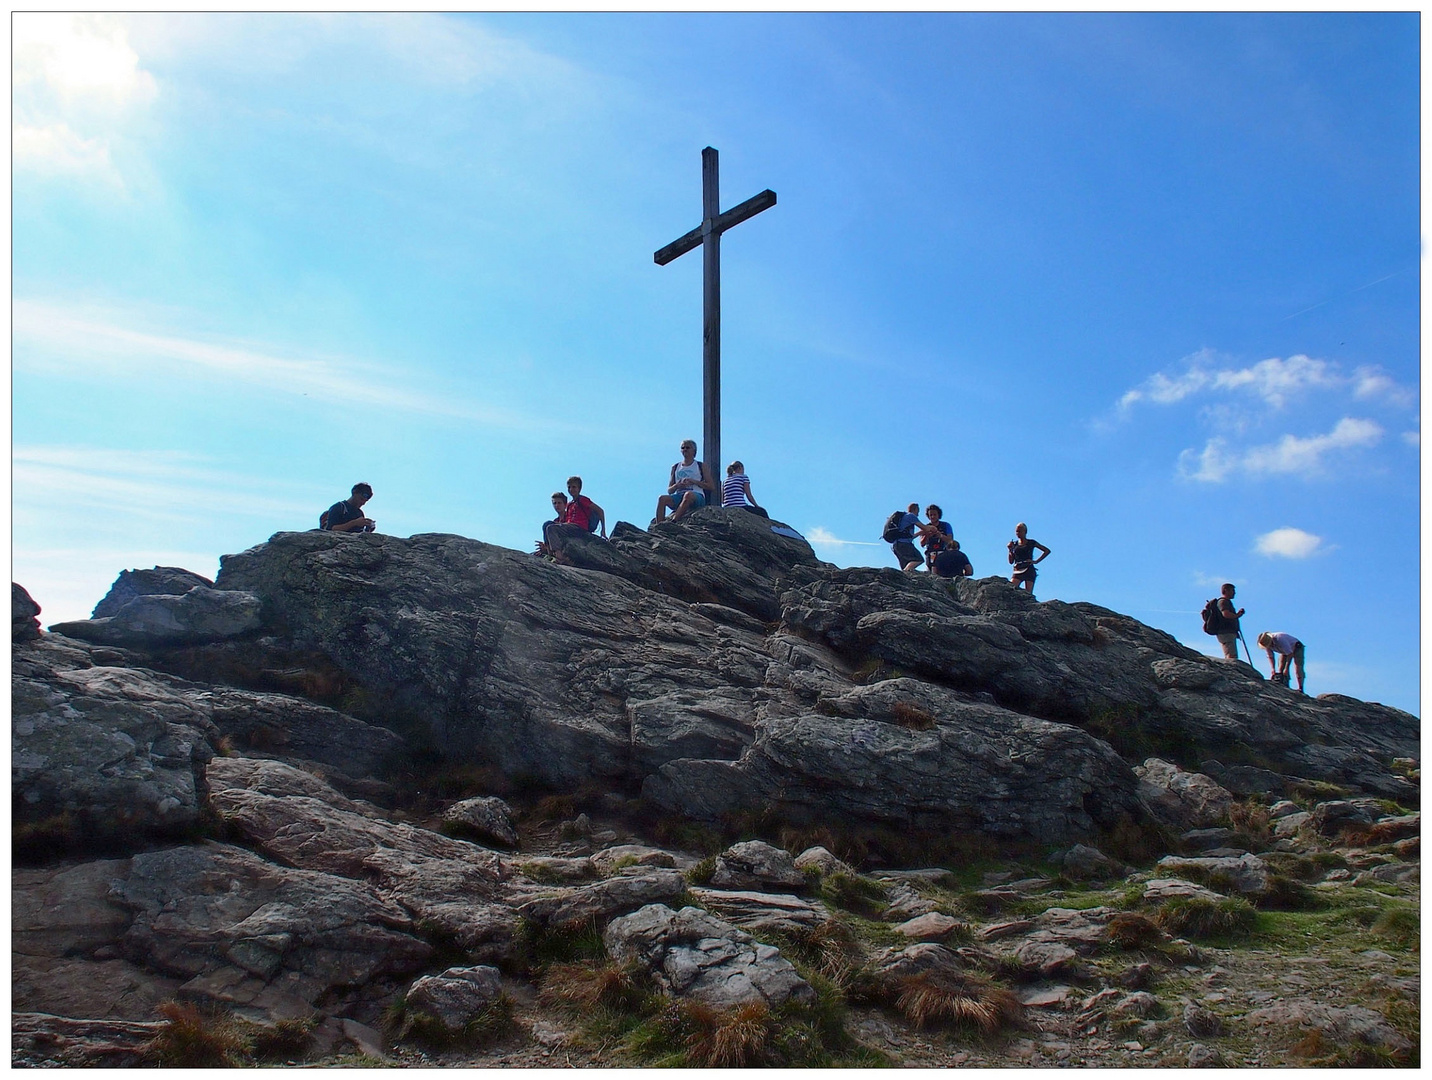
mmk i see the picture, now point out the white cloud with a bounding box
[1119,352,1412,414]
[12,122,121,183]
[13,299,574,435]
[1180,418,1383,483]
[1254,527,1329,559]
[13,13,157,109]
[1241,418,1383,476]
[1402,431,1420,448]
[13,14,157,185]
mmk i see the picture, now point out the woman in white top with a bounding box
[654,439,715,523]
[722,461,767,517]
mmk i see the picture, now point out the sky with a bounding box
[11,12,1422,714]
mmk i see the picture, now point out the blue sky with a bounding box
[12,12,1421,713]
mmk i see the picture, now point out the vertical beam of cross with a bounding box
[655,147,776,495]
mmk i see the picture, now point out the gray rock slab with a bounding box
[442,796,519,848]
[403,965,503,1032]
[710,840,805,891]
[687,887,830,934]
[604,903,814,1008]
[515,868,687,929]
[53,586,262,645]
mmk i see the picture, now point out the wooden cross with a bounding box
[654,147,775,493]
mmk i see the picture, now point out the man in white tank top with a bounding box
[654,439,715,524]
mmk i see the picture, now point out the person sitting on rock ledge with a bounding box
[321,483,375,533]
[654,439,715,525]
[919,504,953,570]
[536,492,574,563]
[564,476,607,538]
[722,461,768,518]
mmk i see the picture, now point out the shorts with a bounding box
[1012,563,1036,583]
[892,539,921,567]
[674,489,707,508]
[1216,632,1239,659]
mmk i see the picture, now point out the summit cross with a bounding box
[654,147,776,492]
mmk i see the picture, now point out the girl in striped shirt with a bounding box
[723,461,767,517]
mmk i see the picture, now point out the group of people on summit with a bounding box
[883,505,1048,587]
[317,445,1304,692]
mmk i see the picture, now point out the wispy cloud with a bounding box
[806,526,882,548]
[1192,571,1243,589]
[1178,418,1383,483]
[13,445,316,524]
[1119,351,1415,418]
[13,298,572,434]
[1254,527,1330,559]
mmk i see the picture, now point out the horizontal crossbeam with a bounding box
[653,188,777,266]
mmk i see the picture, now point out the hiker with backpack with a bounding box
[722,461,768,517]
[1200,582,1246,660]
[654,439,715,524]
[882,503,925,573]
[1257,631,1306,692]
[1007,523,1050,592]
[564,476,606,538]
[321,483,375,534]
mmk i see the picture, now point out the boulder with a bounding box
[1135,759,1235,829]
[13,657,218,849]
[893,912,966,942]
[52,586,262,646]
[603,904,815,1008]
[1141,878,1225,905]
[687,888,830,934]
[515,869,687,930]
[442,796,519,848]
[710,840,805,891]
[402,965,504,1033]
[108,842,434,1021]
[872,941,966,980]
[1155,854,1271,898]
[1049,843,1125,880]
[1308,798,1387,837]
[793,846,858,878]
[92,566,215,619]
[590,844,685,876]
[1113,991,1159,1018]
[13,582,42,641]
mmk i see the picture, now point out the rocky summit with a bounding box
[11,510,1421,1067]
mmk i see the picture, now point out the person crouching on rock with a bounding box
[1257,631,1305,692]
[1007,522,1050,593]
[322,482,376,533]
[565,476,607,538]
[654,439,714,524]
[932,540,973,579]
[722,461,768,518]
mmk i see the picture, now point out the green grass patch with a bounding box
[1154,896,1258,941]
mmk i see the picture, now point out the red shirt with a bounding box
[563,495,594,530]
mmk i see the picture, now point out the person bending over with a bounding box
[1257,631,1305,692]
[323,483,376,533]
[654,439,715,524]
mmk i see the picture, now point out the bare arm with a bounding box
[667,464,679,494]
[743,478,759,508]
[330,517,373,533]
[588,500,607,538]
[1031,539,1051,563]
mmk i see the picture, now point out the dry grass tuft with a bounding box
[682,1001,775,1067]
[141,1002,252,1068]
[891,972,1023,1033]
[1104,911,1168,949]
[890,702,937,731]
[539,960,647,1013]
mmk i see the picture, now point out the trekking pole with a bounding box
[1237,630,1255,667]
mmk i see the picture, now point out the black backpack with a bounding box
[1200,598,1225,635]
[881,511,908,543]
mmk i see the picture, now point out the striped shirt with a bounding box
[722,474,751,507]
